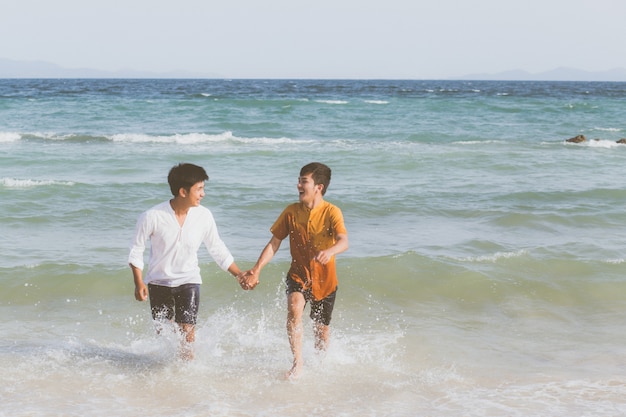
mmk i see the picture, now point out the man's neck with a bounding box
[304,196,324,210]
[170,197,191,215]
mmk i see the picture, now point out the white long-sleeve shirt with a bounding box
[128,201,234,287]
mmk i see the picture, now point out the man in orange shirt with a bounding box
[244,162,349,379]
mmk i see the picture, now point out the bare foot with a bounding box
[285,361,303,380]
[180,344,194,361]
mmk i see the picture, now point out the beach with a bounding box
[1,79,626,416]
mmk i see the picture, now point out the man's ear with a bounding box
[178,187,187,198]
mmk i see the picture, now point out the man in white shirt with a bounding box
[128,163,251,360]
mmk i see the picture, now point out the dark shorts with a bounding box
[148,283,200,325]
[285,277,337,326]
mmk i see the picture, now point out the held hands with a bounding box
[236,270,260,290]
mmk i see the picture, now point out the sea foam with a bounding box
[0,132,21,142]
[0,178,75,188]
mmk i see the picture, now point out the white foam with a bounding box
[585,139,622,148]
[460,249,528,263]
[364,100,389,105]
[109,132,230,144]
[30,132,71,141]
[0,178,75,188]
[417,364,465,385]
[592,127,622,132]
[314,99,348,105]
[452,140,506,145]
[0,132,21,142]
[109,131,310,146]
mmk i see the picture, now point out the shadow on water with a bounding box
[0,339,173,372]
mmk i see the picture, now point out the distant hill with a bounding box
[0,58,220,79]
[2,58,626,81]
[458,66,626,82]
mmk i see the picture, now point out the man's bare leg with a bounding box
[313,322,330,352]
[179,323,195,361]
[286,292,305,379]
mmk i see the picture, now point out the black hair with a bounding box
[300,162,331,196]
[167,163,209,196]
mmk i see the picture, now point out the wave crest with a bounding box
[109,131,307,145]
[0,178,75,188]
[2,131,311,146]
[0,132,21,142]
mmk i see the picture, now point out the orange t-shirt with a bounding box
[271,200,347,300]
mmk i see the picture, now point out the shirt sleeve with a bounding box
[203,211,235,272]
[270,206,290,240]
[127,211,151,270]
[330,205,347,236]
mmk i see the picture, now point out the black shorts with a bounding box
[148,283,200,325]
[285,277,337,326]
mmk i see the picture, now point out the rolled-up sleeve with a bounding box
[128,211,150,270]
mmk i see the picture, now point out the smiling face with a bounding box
[297,173,324,208]
[181,181,205,207]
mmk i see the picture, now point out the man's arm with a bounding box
[314,233,349,265]
[227,262,243,278]
[244,235,283,286]
[130,263,148,301]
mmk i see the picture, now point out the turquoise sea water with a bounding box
[1,79,626,416]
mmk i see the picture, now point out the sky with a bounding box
[1,0,625,79]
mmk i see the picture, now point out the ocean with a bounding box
[1,78,626,416]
